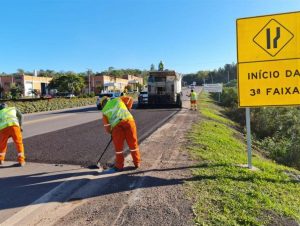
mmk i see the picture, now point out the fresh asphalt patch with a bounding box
[6,109,179,166]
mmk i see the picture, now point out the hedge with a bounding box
[4,97,97,114]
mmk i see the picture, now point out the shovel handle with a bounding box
[96,136,113,164]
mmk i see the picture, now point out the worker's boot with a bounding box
[0,160,4,165]
[18,161,26,167]
[134,163,140,169]
[112,166,123,172]
[103,165,123,174]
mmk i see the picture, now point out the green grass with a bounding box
[200,95,235,127]
[187,93,300,225]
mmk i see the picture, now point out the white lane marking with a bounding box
[0,170,96,226]
[23,114,76,125]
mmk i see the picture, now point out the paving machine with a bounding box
[145,70,182,108]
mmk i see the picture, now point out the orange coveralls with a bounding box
[0,108,25,164]
[102,96,141,169]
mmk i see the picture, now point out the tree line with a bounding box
[182,63,237,85]
[0,68,149,98]
[0,68,146,78]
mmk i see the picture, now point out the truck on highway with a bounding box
[139,70,182,108]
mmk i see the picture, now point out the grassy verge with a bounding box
[187,93,300,225]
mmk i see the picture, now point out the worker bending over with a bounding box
[188,89,198,110]
[100,95,141,171]
[0,103,25,166]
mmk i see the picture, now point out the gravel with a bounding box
[54,99,198,226]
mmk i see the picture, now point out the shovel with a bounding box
[88,136,113,171]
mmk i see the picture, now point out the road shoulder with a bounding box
[2,97,199,226]
[51,102,198,225]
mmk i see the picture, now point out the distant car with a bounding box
[96,92,121,110]
[66,94,75,98]
[56,92,75,98]
[188,84,195,89]
[138,91,148,106]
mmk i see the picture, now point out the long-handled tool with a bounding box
[88,136,113,170]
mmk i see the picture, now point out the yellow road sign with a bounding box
[236,11,300,107]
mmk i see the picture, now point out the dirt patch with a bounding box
[55,102,198,225]
[260,210,299,226]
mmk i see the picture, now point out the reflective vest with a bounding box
[190,92,197,101]
[0,107,19,130]
[102,98,133,129]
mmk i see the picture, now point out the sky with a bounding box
[0,0,299,74]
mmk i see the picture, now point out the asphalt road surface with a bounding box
[0,87,200,225]
[6,105,180,167]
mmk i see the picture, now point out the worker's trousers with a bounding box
[0,126,25,163]
[190,100,197,110]
[112,119,141,169]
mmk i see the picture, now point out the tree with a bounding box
[182,63,237,85]
[48,73,85,95]
[10,83,23,99]
[197,71,209,84]
[150,64,155,71]
[17,69,25,75]
[158,61,164,71]
[39,69,56,77]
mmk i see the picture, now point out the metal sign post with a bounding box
[237,11,300,170]
[245,108,252,169]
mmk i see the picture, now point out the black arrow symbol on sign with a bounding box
[267,27,281,49]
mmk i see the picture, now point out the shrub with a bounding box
[6,97,97,114]
[211,83,300,169]
[219,87,238,108]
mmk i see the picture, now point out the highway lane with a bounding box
[5,87,199,166]
[22,106,101,139]
[6,106,180,166]
[0,87,200,223]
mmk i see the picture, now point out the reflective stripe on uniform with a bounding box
[130,149,138,152]
[0,153,5,156]
[104,124,111,127]
[18,153,24,157]
[116,151,123,154]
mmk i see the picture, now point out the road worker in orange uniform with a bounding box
[100,95,141,171]
[188,89,198,111]
[0,103,25,166]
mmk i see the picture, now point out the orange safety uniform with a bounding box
[0,107,25,164]
[101,96,141,170]
[189,91,198,110]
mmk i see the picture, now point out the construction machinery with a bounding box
[140,70,182,108]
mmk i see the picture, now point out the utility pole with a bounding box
[87,69,91,95]
[227,71,230,83]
